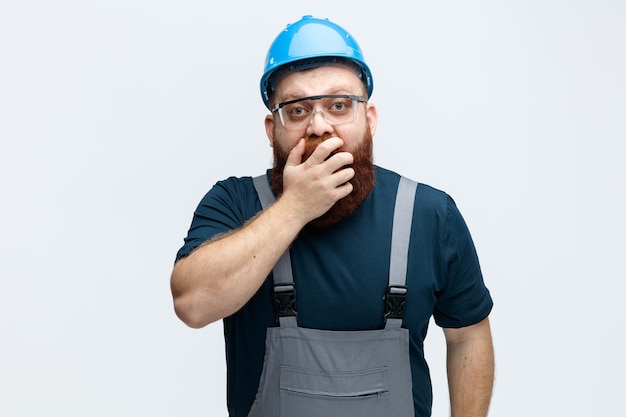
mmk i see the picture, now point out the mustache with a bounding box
[302,133,337,162]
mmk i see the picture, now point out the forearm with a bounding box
[445,318,495,417]
[170,197,307,328]
[171,138,355,328]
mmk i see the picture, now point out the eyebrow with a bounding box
[277,87,354,103]
[273,94,367,111]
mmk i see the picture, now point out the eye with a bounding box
[283,104,310,120]
[290,106,306,116]
[328,98,352,113]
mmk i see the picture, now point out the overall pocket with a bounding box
[279,365,389,417]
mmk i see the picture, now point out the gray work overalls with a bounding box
[248,174,418,417]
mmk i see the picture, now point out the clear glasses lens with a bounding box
[276,95,364,130]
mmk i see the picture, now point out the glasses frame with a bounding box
[271,94,368,130]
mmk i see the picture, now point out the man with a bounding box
[171,15,494,417]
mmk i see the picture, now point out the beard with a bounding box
[271,128,376,229]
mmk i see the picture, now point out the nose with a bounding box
[306,108,334,137]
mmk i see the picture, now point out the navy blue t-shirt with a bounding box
[176,166,493,417]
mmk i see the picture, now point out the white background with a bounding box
[1,1,624,416]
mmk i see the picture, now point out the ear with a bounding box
[264,114,275,147]
[366,102,378,136]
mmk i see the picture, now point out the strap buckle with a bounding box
[384,285,408,321]
[273,283,297,320]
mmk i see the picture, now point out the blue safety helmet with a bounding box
[260,15,373,109]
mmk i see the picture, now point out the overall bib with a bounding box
[248,174,418,417]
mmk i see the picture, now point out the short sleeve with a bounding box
[175,176,261,262]
[433,196,493,328]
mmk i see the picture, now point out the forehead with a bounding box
[274,65,365,102]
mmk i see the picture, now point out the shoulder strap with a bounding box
[252,174,297,327]
[253,174,276,211]
[253,175,294,286]
[389,176,418,288]
[385,176,418,329]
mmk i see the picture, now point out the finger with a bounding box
[285,138,306,167]
[306,137,344,164]
[334,180,354,199]
[325,151,354,172]
[330,166,355,187]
